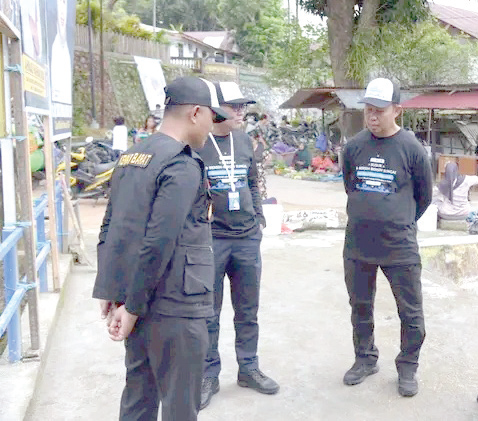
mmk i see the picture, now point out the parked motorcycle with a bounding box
[56,137,119,199]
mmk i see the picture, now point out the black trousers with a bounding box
[344,259,425,373]
[119,315,208,421]
[204,231,262,377]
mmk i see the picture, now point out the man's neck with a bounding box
[375,124,401,138]
[158,120,188,146]
[212,124,231,137]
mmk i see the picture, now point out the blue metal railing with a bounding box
[1,183,64,362]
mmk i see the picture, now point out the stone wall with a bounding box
[73,49,291,132]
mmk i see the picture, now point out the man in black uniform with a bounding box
[198,81,280,410]
[92,76,229,421]
[342,78,433,397]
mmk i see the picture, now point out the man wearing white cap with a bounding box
[341,78,433,397]
[197,81,279,410]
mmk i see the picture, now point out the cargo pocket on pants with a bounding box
[183,246,214,295]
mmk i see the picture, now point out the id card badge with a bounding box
[228,191,240,211]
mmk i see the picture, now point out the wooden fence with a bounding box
[75,25,170,62]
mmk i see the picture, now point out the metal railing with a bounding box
[169,56,203,71]
[1,136,64,362]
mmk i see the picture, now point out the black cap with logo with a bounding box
[164,77,230,122]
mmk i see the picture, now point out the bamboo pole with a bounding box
[43,117,61,291]
[9,38,41,351]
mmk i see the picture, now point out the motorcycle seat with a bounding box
[94,160,117,176]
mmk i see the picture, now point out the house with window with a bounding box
[140,24,241,69]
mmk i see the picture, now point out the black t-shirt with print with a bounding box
[196,129,265,239]
[342,128,433,265]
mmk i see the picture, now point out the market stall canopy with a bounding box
[279,88,364,110]
[401,90,478,110]
[280,87,419,110]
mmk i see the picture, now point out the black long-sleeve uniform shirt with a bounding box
[196,129,265,239]
[92,134,214,318]
[342,128,433,265]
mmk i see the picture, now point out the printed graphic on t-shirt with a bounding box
[355,156,397,194]
[206,155,248,191]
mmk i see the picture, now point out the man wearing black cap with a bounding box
[197,81,279,410]
[342,77,433,397]
[92,76,229,421]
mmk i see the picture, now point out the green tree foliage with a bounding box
[122,0,221,31]
[347,18,478,86]
[299,0,428,24]
[76,0,167,41]
[215,0,290,67]
[266,24,331,91]
[297,0,429,86]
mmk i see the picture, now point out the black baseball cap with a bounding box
[213,81,256,105]
[359,78,401,108]
[164,77,230,122]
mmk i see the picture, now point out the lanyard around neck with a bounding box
[208,132,236,192]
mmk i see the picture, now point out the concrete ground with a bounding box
[13,175,478,420]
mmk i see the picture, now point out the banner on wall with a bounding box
[20,0,49,112]
[47,0,76,140]
[134,56,167,112]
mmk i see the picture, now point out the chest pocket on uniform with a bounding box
[183,246,214,295]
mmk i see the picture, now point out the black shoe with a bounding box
[200,377,219,410]
[237,369,280,394]
[398,372,418,397]
[343,361,379,385]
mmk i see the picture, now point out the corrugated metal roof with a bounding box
[429,3,478,39]
[401,91,478,109]
[279,88,362,109]
[455,121,478,147]
[280,88,420,110]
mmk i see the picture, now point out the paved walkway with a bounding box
[7,174,478,420]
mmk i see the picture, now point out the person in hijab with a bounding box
[433,162,478,220]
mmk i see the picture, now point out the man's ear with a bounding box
[190,105,201,123]
[394,104,403,118]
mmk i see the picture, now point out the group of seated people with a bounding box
[291,144,340,174]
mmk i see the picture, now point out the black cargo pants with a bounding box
[344,259,425,373]
[119,314,208,421]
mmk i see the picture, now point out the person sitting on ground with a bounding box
[134,115,158,143]
[292,142,311,171]
[280,115,290,127]
[112,116,128,152]
[432,161,478,220]
[312,151,340,174]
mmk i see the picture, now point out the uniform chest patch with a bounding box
[118,153,153,168]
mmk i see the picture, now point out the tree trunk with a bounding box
[357,0,380,32]
[107,0,119,11]
[325,0,356,87]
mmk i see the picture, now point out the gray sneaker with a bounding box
[343,361,379,385]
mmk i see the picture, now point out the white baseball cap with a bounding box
[214,82,256,105]
[359,78,400,108]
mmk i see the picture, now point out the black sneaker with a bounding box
[343,361,379,385]
[200,377,219,410]
[398,372,418,397]
[237,369,280,394]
